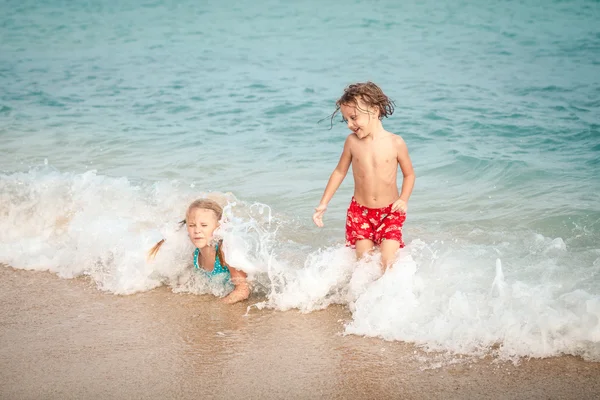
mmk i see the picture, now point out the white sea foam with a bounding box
[1,168,599,362]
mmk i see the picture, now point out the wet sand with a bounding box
[1,265,599,400]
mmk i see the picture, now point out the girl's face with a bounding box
[186,207,220,249]
[340,98,379,139]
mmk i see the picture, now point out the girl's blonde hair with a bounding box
[183,198,223,223]
[147,198,225,261]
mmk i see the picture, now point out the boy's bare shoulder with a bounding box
[384,130,407,146]
[345,133,359,141]
[344,133,361,147]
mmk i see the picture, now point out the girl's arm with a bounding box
[218,244,250,304]
[223,267,249,304]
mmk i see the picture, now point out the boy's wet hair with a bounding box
[147,198,224,260]
[326,81,395,128]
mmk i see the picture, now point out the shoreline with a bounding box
[1,265,599,400]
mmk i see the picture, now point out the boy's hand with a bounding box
[391,198,407,213]
[312,204,327,227]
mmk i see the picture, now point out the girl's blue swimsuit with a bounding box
[193,242,230,277]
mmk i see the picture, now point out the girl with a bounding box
[149,198,250,304]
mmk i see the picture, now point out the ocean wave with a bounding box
[3,168,598,362]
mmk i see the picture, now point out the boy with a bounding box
[313,82,415,272]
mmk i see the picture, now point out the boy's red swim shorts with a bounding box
[345,197,406,248]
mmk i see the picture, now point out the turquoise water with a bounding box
[1,0,599,361]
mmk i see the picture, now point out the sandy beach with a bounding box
[1,265,599,400]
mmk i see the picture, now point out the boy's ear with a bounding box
[368,104,380,118]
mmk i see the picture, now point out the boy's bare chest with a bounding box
[352,143,396,168]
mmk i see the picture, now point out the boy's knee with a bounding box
[381,255,393,269]
[380,248,399,269]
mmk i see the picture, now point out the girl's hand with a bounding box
[391,198,407,213]
[222,283,250,304]
[312,204,327,227]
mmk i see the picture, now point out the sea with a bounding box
[1,0,599,363]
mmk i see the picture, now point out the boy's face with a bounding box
[340,98,379,139]
[186,207,220,249]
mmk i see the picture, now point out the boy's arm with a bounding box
[313,137,353,227]
[391,137,415,212]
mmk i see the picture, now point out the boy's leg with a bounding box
[376,209,406,272]
[379,239,401,272]
[355,239,375,260]
[345,197,375,258]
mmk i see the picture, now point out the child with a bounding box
[149,198,250,304]
[313,82,415,272]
